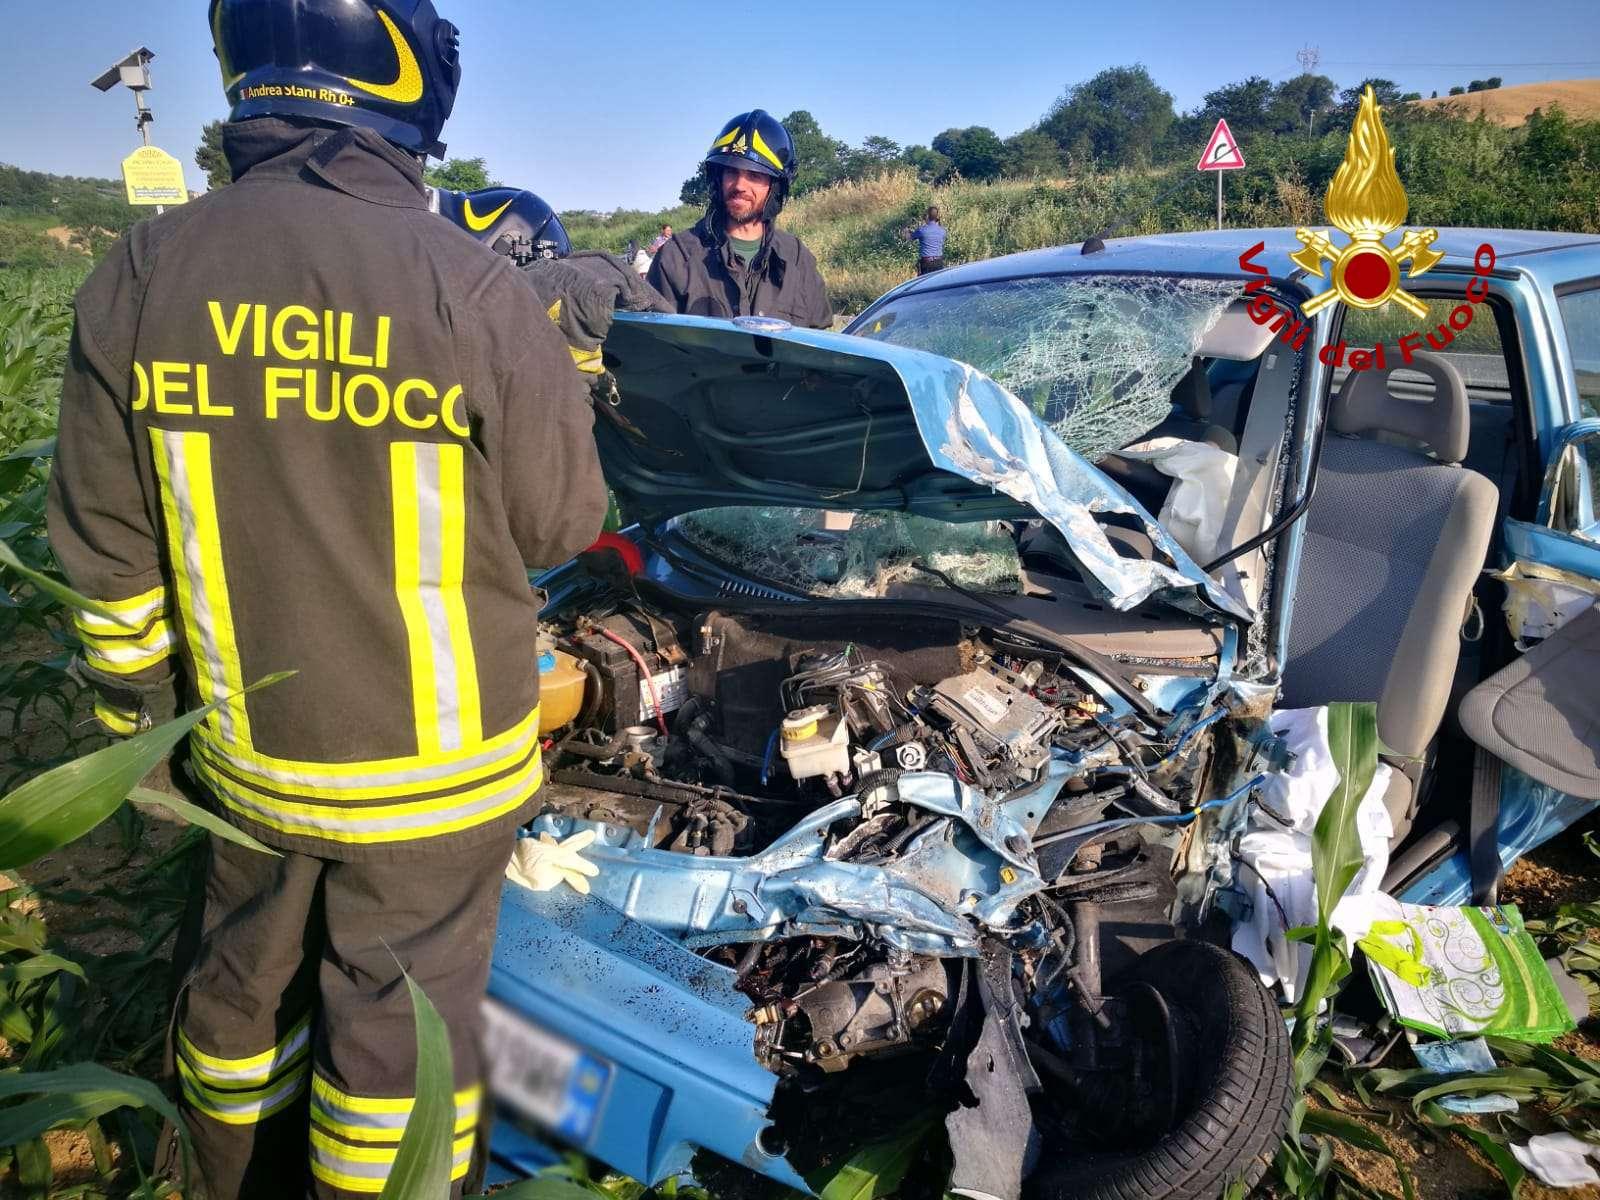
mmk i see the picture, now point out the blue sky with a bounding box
[4,0,1598,212]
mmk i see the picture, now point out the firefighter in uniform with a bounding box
[45,1,608,1196]
[647,110,833,328]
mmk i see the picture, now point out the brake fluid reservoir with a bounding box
[537,634,588,733]
[780,704,850,780]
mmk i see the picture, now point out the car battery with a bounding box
[566,611,688,733]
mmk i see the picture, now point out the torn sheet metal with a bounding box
[519,771,1047,957]
[921,359,1253,622]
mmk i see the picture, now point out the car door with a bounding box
[1442,276,1600,904]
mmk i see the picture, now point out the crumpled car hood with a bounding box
[599,313,1250,622]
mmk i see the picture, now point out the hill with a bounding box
[1412,78,1600,125]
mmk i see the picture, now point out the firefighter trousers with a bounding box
[173,832,513,1199]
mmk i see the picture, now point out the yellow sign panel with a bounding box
[121,146,188,207]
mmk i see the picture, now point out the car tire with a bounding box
[1030,940,1292,1200]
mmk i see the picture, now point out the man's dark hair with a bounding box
[927,205,941,223]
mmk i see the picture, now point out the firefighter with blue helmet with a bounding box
[434,186,572,264]
[46,2,608,1195]
[647,109,832,328]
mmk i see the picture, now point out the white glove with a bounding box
[505,830,600,894]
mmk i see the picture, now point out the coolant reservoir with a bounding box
[780,704,850,781]
[537,634,588,733]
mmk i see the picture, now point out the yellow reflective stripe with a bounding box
[150,429,251,747]
[749,127,785,172]
[79,620,176,675]
[391,442,436,753]
[309,1151,470,1194]
[178,1015,311,1084]
[711,125,742,149]
[436,443,482,746]
[74,585,165,635]
[179,1059,309,1126]
[392,442,481,756]
[310,1076,481,1139]
[189,707,539,800]
[569,345,604,374]
[307,1128,473,1164]
[94,698,141,736]
[196,749,540,845]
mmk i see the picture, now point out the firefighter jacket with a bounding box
[46,118,609,860]
[646,217,833,328]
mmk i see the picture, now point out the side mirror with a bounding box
[1539,419,1600,544]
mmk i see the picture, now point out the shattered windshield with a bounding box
[855,274,1240,463]
[673,508,1021,599]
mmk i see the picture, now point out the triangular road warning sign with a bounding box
[1197,118,1246,171]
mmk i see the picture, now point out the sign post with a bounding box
[1197,118,1246,230]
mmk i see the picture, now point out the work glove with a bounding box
[522,250,671,376]
[505,829,600,894]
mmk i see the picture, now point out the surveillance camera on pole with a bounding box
[91,47,186,212]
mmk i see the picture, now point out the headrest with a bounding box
[1330,351,1469,464]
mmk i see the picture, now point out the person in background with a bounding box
[647,110,831,328]
[646,223,673,255]
[907,205,947,274]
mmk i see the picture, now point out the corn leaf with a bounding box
[127,787,279,857]
[0,1061,182,1146]
[0,672,290,869]
[377,969,455,1200]
[1410,1068,1555,1110]
[0,538,132,628]
[1418,1102,1526,1198]
[811,1117,936,1200]
[0,952,84,984]
[1292,702,1377,1054]
[1302,1108,1417,1200]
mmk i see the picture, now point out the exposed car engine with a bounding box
[527,596,1225,1091]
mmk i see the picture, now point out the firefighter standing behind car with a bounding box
[647,110,833,328]
[45,2,607,1197]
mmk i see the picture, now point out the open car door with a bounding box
[1457,413,1600,901]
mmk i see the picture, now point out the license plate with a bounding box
[481,998,611,1143]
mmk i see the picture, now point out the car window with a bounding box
[854,275,1239,464]
[672,507,1021,599]
[1339,298,1510,404]
[1547,432,1600,543]
[1556,286,1600,421]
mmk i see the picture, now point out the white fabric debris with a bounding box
[1511,1134,1600,1188]
[1118,437,1240,563]
[1230,707,1394,1001]
[1494,561,1600,649]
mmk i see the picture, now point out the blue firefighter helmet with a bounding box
[209,0,462,157]
[436,187,571,264]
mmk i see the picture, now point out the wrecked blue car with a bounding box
[482,228,1600,1200]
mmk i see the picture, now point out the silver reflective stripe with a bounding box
[181,1067,308,1120]
[200,753,540,838]
[190,713,538,795]
[181,1019,311,1084]
[84,626,175,664]
[155,430,239,744]
[412,445,464,751]
[77,591,164,634]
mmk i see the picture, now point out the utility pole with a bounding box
[92,48,169,213]
[1297,45,1322,135]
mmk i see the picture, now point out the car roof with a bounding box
[891,227,1600,295]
